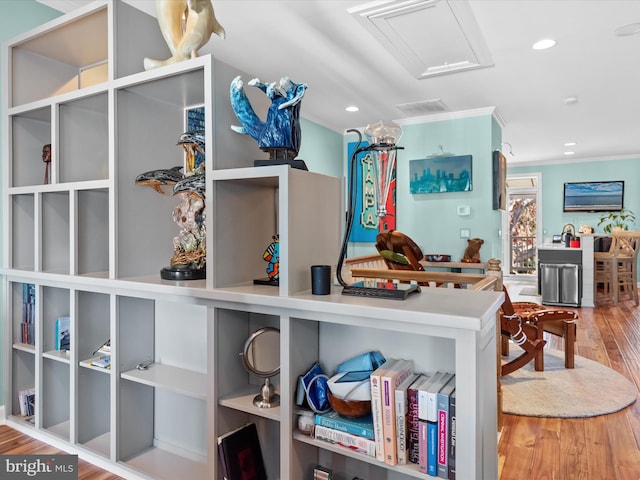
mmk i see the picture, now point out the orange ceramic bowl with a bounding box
[327,391,371,419]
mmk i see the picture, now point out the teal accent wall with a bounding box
[509,158,640,236]
[298,118,343,178]
[0,0,62,412]
[345,114,503,262]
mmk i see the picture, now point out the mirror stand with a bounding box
[254,378,280,408]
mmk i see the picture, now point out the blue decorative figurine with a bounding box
[230,76,308,169]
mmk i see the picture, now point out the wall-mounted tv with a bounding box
[563,181,624,212]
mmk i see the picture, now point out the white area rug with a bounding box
[502,347,637,417]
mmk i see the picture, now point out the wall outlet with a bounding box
[460,228,470,238]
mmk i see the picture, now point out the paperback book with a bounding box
[55,316,70,351]
[381,359,414,465]
[314,425,376,457]
[315,410,375,440]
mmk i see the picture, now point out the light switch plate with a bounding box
[460,228,470,238]
[457,205,470,216]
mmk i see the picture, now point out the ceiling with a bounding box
[40,0,640,166]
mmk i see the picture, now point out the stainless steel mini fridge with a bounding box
[539,263,582,307]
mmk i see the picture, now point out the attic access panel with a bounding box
[349,0,493,79]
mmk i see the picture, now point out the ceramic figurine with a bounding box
[42,143,51,184]
[135,166,183,194]
[230,76,307,161]
[262,234,280,281]
[134,129,207,280]
[177,129,205,173]
[462,238,484,263]
[144,0,225,71]
[173,172,205,199]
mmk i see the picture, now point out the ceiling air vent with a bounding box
[395,98,447,115]
[348,0,494,79]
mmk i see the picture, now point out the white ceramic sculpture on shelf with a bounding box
[144,0,225,71]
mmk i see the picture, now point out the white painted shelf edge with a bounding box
[120,363,206,400]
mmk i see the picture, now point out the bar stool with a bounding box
[594,231,640,305]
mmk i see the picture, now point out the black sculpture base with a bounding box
[161,265,206,281]
[342,282,420,300]
[253,277,279,287]
[254,158,308,171]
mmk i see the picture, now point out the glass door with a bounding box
[502,174,542,276]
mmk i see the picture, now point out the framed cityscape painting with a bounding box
[409,155,472,194]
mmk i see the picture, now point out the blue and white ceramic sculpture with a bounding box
[230,76,307,163]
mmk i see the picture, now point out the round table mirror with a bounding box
[240,326,280,408]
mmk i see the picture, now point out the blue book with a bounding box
[423,372,453,476]
[315,410,375,440]
[55,316,70,351]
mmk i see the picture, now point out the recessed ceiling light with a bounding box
[564,96,578,105]
[532,39,556,50]
[615,23,640,36]
[345,105,359,112]
[564,142,576,147]
[564,151,575,156]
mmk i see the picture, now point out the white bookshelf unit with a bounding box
[2,2,502,479]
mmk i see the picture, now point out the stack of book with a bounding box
[21,283,35,345]
[91,339,111,369]
[18,388,35,418]
[313,409,376,457]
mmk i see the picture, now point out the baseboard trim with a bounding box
[3,418,147,480]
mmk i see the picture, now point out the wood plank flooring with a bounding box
[0,425,123,479]
[1,287,638,479]
[499,288,640,479]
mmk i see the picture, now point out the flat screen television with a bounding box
[563,181,624,212]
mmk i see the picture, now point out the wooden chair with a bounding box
[594,230,640,305]
[500,287,578,373]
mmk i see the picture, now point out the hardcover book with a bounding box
[381,359,414,465]
[449,390,457,480]
[407,374,428,464]
[437,376,456,478]
[217,423,267,480]
[395,372,419,464]
[370,358,397,461]
[417,371,451,474]
[426,372,454,476]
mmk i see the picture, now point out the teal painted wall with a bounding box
[0,0,62,414]
[509,158,640,237]
[345,114,503,262]
[298,118,343,178]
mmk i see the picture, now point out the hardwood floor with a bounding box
[0,425,123,479]
[2,287,639,479]
[499,287,640,479]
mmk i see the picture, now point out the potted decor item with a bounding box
[597,208,636,234]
